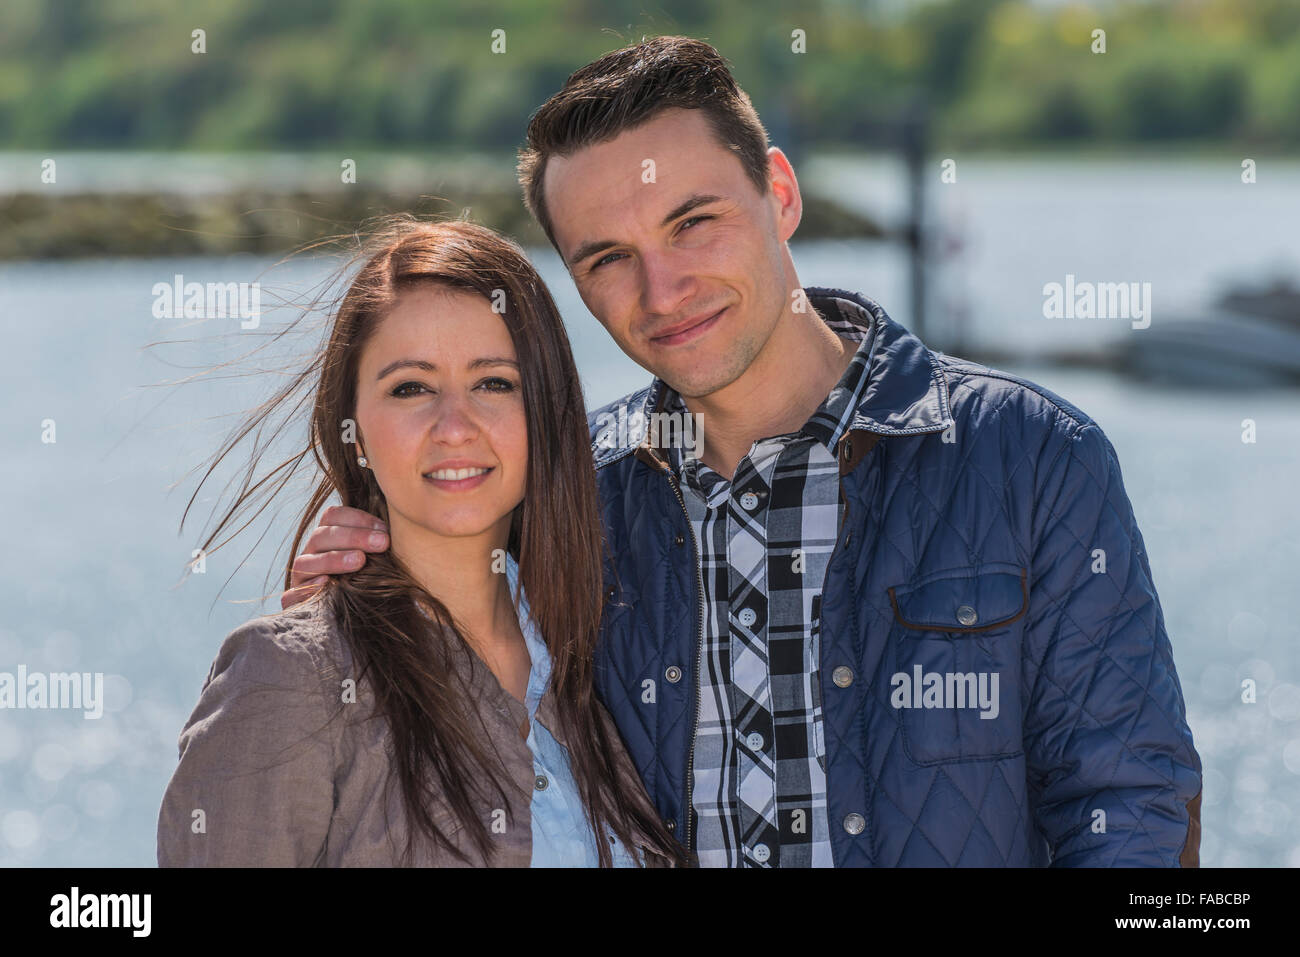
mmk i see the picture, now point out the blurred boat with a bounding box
[1118,279,1300,387]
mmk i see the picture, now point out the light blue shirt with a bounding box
[504,553,642,868]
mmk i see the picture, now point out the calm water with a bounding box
[1,155,1298,866]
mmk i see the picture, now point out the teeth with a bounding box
[426,467,490,481]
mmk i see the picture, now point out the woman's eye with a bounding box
[391,381,428,398]
[479,377,517,393]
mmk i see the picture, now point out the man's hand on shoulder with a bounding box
[281,505,388,609]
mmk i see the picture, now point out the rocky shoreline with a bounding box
[0,187,882,260]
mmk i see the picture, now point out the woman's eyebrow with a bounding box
[375,357,519,380]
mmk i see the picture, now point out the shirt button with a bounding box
[752,843,771,863]
[737,607,757,628]
[746,731,765,751]
[739,490,759,510]
[665,665,682,683]
[832,665,854,688]
[534,775,549,791]
[843,812,866,835]
[956,604,978,626]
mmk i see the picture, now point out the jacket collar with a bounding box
[590,288,953,472]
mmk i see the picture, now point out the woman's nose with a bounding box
[429,394,479,443]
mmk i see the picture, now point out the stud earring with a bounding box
[357,455,369,468]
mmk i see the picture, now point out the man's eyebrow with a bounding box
[376,357,518,380]
[565,193,725,267]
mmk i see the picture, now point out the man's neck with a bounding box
[681,302,857,481]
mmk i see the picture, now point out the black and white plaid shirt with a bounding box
[658,294,876,867]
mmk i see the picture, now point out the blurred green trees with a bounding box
[1,0,1297,151]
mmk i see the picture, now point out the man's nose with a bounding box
[639,247,694,318]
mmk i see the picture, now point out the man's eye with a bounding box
[681,215,713,230]
[479,377,517,393]
[593,251,625,270]
[391,381,428,398]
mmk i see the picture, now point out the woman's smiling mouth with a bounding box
[422,465,494,490]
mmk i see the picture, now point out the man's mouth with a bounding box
[650,306,727,347]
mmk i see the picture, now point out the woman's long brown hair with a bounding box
[181,215,686,867]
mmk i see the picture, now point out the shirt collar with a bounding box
[504,551,550,720]
[590,289,954,473]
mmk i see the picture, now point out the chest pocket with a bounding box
[886,564,1028,765]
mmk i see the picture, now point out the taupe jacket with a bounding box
[157,593,676,867]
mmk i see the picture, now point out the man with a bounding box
[285,36,1201,866]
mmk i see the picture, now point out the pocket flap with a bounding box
[889,566,1029,633]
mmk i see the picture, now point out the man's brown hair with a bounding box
[517,35,771,257]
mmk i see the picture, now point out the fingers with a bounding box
[281,576,327,610]
[289,547,371,588]
[303,521,389,560]
[319,504,387,532]
[282,506,389,606]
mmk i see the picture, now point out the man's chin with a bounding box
[658,358,748,402]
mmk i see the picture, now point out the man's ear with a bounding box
[765,146,803,243]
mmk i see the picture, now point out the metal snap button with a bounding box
[843,812,866,835]
[956,604,978,626]
[832,665,854,688]
[673,532,685,546]
[665,665,682,683]
[534,775,548,791]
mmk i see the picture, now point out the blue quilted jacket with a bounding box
[587,288,1202,867]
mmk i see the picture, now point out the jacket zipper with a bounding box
[664,468,706,854]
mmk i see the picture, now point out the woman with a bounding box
[158,217,689,867]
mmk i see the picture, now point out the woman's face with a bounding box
[353,283,527,548]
